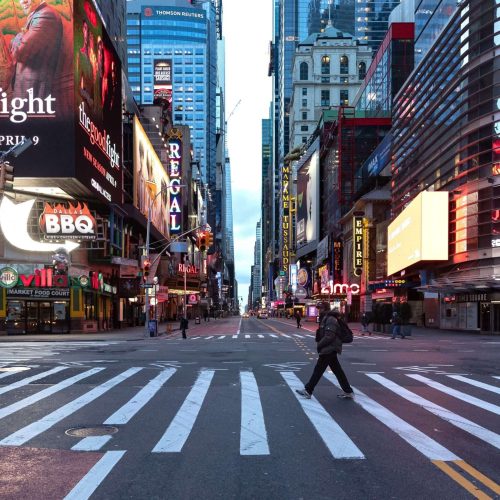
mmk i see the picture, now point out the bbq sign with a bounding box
[39,202,97,241]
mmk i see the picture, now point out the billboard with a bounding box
[168,132,182,234]
[387,191,449,275]
[154,59,172,101]
[74,0,122,203]
[0,0,74,175]
[296,151,319,245]
[133,116,170,238]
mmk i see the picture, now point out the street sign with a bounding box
[279,271,285,276]
[140,284,153,288]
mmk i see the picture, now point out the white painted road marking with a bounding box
[367,373,500,450]
[0,368,142,447]
[152,370,215,453]
[447,375,500,395]
[64,451,126,500]
[240,371,269,455]
[0,366,67,396]
[281,371,364,459]
[323,372,459,461]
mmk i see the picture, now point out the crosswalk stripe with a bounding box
[104,369,176,425]
[245,335,250,339]
[0,367,68,396]
[205,336,214,340]
[281,334,291,338]
[152,370,215,453]
[0,368,26,380]
[232,335,238,339]
[240,371,269,455]
[323,373,459,461]
[218,336,226,340]
[0,368,105,421]
[64,450,126,500]
[407,374,500,415]
[258,335,264,339]
[0,368,142,447]
[270,334,278,338]
[447,375,500,395]
[293,334,304,338]
[190,336,201,340]
[72,435,113,452]
[367,373,500,450]
[281,371,364,459]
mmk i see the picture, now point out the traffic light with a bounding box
[198,231,207,252]
[143,258,151,280]
[206,231,213,250]
[0,162,14,191]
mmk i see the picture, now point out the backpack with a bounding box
[336,317,354,344]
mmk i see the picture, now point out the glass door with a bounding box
[26,302,39,333]
[39,302,52,333]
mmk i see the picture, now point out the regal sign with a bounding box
[178,263,199,275]
[39,202,97,241]
[168,132,183,234]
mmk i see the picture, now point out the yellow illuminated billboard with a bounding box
[387,191,449,275]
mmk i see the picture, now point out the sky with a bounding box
[223,0,272,301]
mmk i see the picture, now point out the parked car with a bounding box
[258,311,268,319]
[242,313,249,318]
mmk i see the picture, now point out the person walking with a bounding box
[361,312,371,335]
[294,310,302,328]
[391,311,405,339]
[296,303,354,400]
[203,309,209,322]
[180,316,188,339]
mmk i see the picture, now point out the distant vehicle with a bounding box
[257,311,268,319]
[242,313,249,318]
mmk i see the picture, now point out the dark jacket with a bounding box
[180,317,189,330]
[316,312,343,355]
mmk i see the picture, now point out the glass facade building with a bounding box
[391,0,500,331]
[126,1,217,185]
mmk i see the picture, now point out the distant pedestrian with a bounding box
[294,310,302,328]
[296,303,354,400]
[391,312,405,339]
[361,312,371,335]
[180,316,188,339]
[204,309,209,322]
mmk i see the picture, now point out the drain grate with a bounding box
[65,425,118,437]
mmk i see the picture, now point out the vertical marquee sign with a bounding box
[281,163,290,275]
[353,216,364,277]
[168,129,183,234]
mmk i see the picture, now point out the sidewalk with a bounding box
[0,316,242,342]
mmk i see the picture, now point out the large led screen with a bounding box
[387,191,449,275]
[0,0,74,175]
[74,0,122,203]
[133,116,170,238]
[296,151,319,245]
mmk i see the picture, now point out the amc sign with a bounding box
[39,202,97,241]
[321,282,360,295]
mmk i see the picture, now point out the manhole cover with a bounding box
[65,425,118,437]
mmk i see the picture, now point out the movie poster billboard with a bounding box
[296,150,319,245]
[74,0,122,203]
[0,0,74,176]
[133,116,170,238]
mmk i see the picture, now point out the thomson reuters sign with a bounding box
[39,202,97,241]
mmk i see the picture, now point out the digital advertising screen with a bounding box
[133,116,170,238]
[296,151,319,245]
[74,0,122,203]
[0,0,75,176]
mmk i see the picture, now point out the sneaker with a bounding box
[296,389,311,399]
[337,392,354,399]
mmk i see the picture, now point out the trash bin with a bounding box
[148,320,158,337]
[195,316,201,324]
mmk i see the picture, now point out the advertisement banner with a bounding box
[0,0,74,176]
[154,59,172,103]
[74,0,122,203]
[133,116,170,237]
[296,151,319,245]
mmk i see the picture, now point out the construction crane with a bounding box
[227,99,242,122]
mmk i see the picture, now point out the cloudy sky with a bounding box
[224,0,272,301]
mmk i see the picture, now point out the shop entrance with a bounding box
[6,300,70,334]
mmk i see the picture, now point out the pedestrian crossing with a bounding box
[170,333,316,340]
[0,364,499,473]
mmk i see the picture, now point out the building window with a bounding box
[340,55,349,75]
[321,89,330,106]
[302,111,308,120]
[321,55,330,74]
[300,61,309,80]
[301,125,308,131]
[302,99,307,107]
[340,90,349,105]
[302,87,307,96]
[302,136,308,144]
[358,61,366,80]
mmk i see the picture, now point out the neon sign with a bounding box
[321,281,360,295]
[281,163,290,274]
[168,133,183,234]
[353,216,364,277]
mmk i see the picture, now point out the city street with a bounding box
[0,318,499,499]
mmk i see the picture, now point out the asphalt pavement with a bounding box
[0,315,498,499]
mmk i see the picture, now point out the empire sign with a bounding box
[353,216,364,277]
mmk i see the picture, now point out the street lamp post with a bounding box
[144,184,186,338]
[183,255,188,319]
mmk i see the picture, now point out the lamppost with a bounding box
[144,183,186,338]
[183,255,189,319]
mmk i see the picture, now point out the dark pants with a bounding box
[182,328,187,339]
[305,353,353,395]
